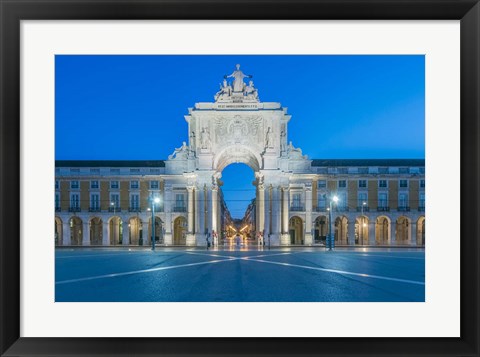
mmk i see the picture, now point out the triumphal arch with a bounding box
[165,64,312,246]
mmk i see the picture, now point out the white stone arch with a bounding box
[355,215,369,245]
[395,216,411,245]
[375,215,391,245]
[213,144,262,173]
[89,217,103,246]
[55,216,63,246]
[416,216,425,246]
[108,216,123,245]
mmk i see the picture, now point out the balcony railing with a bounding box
[418,206,425,212]
[315,206,327,212]
[68,207,81,212]
[108,207,121,213]
[128,207,141,212]
[89,207,101,212]
[173,206,186,213]
[290,206,304,212]
[377,206,390,212]
[356,206,370,212]
[397,206,410,212]
[55,207,61,212]
[335,206,349,212]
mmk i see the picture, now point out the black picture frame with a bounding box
[1,1,479,356]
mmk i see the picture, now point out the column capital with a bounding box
[187,186,195,192]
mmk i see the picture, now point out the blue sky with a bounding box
[55,55,425,218]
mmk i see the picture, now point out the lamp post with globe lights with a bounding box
[150,196,161,251]
[328,195,339,251]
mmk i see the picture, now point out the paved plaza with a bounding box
[55,246,425,302]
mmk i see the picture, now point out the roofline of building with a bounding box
[311,159,425,167]
[55,158,424,168]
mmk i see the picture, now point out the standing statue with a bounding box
[200,127,211,149]
[265,127,273,148]
[280,130,286,152]
[190,131,196,149]
[224,64,252,92]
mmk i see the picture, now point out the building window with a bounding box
[318,180,326,188]
[130,194,140,209]
[419,192,425,210]
[55,180,59,190]
[358,167,368,174]
[358,192,368,207]
[378,180,388,188]
[90,168,100,173]
[378,192,388,208]
[55,193,60,210]
[420,179,425,188]
[70,193,80,209]
[399,167,409,174]
[150,180,159,189]
[317,194,326,210]
[110,168,120,173]
[399,180,408,188]
[358,180,367,188]
[110,180,119,189]
[379,167,389,174]
[90,180,99,189]
[398,193,409,208]
[174,194,185,212]
[338,180,347,188]
[337,168,348,174]
[130,168,140,173]
[90,193,100,210]
[292,193,302,210]
[130,180,139,189]
[70,180,79,189]
[337,191,347,210]
[110,193,120,209]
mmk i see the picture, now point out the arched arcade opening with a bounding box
[69,216,83,246]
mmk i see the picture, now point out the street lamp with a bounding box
[150,196,160,251]
[361,201,367,245]
[328,195,339,251]
[110,201,116,245]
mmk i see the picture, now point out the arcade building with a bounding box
[55,65,425,247]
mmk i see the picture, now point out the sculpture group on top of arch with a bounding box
[215,64,259,102]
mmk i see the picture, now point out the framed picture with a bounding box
[1,0,478,356]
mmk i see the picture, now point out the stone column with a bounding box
[211,186,218,235]
[123,217,129,245]
[410,222,417,246]
[186,186,196,245]
[82,221,90,246]
[102,221,109,245]
[63,221,71,245]
[304,184,313,245]
[264,185,271,239]
[347,221,356,245]
[164,186,173,245]
[195,185,205,245]
[368,221,376,246]
[281,186,290,245]
[390,222,396,246]
[271,186,281,246]
[257,185,265,235]
[142,221,149,246]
